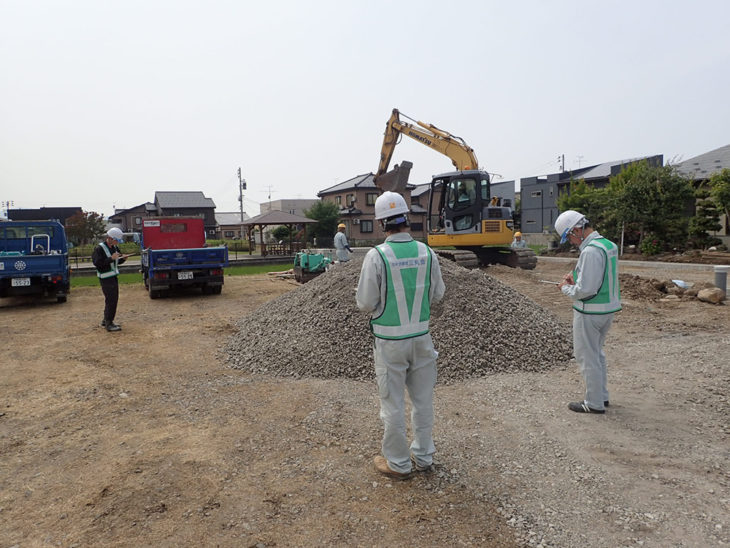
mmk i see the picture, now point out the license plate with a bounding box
[177,271,193,280]
[12,277,31,287]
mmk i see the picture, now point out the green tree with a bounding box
[65,211,107,245]
[688,188,722,248]
[304,200,340,242]
[271,225,292,241]
[608,162,694,251]
[709,168,730,222]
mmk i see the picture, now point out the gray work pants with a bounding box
[573,310,614,410]
[374,333,438,474]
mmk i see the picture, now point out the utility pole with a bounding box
[237,167,247,222]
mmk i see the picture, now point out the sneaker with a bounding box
[373,456,411,480]
[101,319,106,327]
[568,401,605,414]
[106,323,122,332]
[410,454,432,472]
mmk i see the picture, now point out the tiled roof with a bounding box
[244,210,317,225]
[318,173,376,195]
[674,144,730,180]
[155,191,216,208]
[215,212,250,225]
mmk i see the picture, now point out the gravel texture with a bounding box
[226,257,572,383]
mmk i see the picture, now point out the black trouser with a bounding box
[100,276,119,324]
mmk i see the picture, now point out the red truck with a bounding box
[140,217,228,299]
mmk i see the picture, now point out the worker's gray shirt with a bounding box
[511,239,527,249]
[561,231,606,301]
[356,232,446,317]
[334,231,348,250]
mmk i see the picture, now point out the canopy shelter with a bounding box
[242,210,317,257]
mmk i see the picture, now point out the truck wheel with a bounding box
[149,289,161,299]
[212,285,222,295]
[57,295,67,303]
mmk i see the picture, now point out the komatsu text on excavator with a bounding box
[374,108,536,269]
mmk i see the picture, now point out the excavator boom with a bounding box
[374,108,479,193]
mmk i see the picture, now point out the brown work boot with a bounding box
[373,456,411,480]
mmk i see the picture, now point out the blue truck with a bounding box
[0,220,71,303]
[140,217,228,299]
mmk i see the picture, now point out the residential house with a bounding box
[215,211,250,240]
[154,191,218,238]
[519,155,663,238]
[317,173,421,244]
[674,144,730,242]
[260,199,318,217]
[109,202,157,234]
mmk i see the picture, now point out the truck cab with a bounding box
[0,220,71,303]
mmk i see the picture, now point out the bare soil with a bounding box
[1,260,728,547]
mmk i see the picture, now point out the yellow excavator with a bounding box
[374,108,536,269]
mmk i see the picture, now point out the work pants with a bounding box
[374,333,438,474]
[100,276,119,324]
[572,310,614,411]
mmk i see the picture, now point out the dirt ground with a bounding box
[1,259,728,547]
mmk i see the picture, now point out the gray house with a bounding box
[519,155,663,236]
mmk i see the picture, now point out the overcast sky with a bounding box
[1,0,729,218]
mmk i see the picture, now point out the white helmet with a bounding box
[107,227,124,242]
[554,210,586,244]
[374,191,409,221]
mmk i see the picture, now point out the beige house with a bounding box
[215,211,250,240]
[317,173,425,245]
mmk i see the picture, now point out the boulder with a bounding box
[697,287,726,304]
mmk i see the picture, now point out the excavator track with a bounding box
[436,247,537,270]
[434,249,480,269]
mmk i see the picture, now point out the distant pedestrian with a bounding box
[92,227,130,332]
[555,211,621,414]
[511,232,527,249]
[356,191,445,480]
[334,223,353,262]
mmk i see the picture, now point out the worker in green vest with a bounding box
[92,227,130,332]
[555,210,622,414]
[356,191,446,480]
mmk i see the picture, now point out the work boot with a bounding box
[106,323,122,332]
[410,454,432,473]
[373,456,411,480]
[568,401,605,414]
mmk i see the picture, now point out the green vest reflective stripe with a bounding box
[370,240,432,339]
[96,242,120,279]
[573,237,622,314]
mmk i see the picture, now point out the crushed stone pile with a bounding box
[226,257,573,384]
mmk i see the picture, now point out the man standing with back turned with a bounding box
[555,210,621,414]
[356,191,445,480]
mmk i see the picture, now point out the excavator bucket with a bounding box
[374,161,412,193]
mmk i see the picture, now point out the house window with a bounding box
[366,193,378,206]
[360,220,373,233]
[346,194,355,206]
[134,216,142,225]
[335,196,342,205]
[224,230,235,238]
[531,191,542,198]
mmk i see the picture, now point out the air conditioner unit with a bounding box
[353,218,360,225]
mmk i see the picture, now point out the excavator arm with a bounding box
[374,108,480,192]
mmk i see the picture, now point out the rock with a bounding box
[697,288,726,304]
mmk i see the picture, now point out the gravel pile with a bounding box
[226,257,572,383]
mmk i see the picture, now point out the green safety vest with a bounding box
[96,242,120,279]
[370,240,432,340]
[573,237,621,314]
